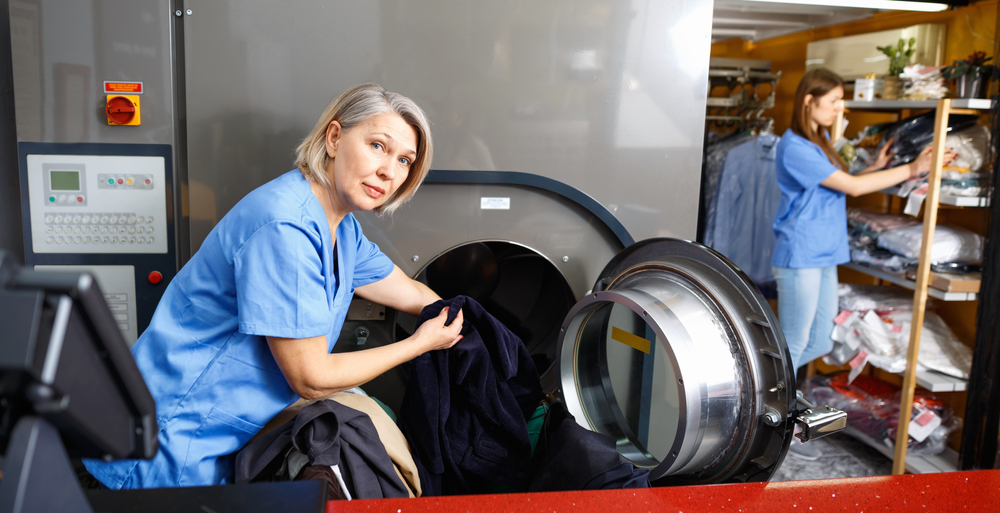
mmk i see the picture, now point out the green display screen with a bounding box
[50,170,80,191]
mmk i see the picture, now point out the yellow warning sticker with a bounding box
[611,326,651,354]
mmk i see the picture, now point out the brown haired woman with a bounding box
[769,69,954,460]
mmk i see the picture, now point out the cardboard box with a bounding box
[905,270,981,293]
[854,78,884,101]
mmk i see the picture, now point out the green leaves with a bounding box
[877,38,917,76]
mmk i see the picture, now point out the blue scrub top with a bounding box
[84,170,394,488]
[771,130,851,268]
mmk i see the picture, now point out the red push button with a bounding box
[106,96,136,124]
[148,271,163,285]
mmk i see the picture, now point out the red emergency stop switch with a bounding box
[148,271,163,285]
[106,94,141,125]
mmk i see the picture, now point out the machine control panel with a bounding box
[27,154,167,254]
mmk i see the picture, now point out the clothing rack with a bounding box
[706,57,781,132]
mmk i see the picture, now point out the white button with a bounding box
[108,303,127,312]
[101,237,109,244]
[54,226,62,234]
[129,237,136,244]
[110,237,117,244]
[74,236,82,243]
[57,195,67,203]
[128,216,137,224]
[82,227,90,233]
[146,217,153,224]
[46,236,53,243]
[109,216,118,224]
[92,216,100,224]
[45,215,53,223]
[82,216,91,224]
[136,217,144,224]
[93,238,101,244]
[54,215,63,223]
[147,236,154,244]
[84,236,91,243]
[146,227,154,234]
[45,227,53,234]
[100,216,109,223]
[55,236,63,243]
[127,227,134,234]
[112,313,128,322]
[110,227,117,234]
[73,226,81,234]
[117,322,129,331]
[72,215,81,223]
[101,227,108,234]
[138,237,145,243]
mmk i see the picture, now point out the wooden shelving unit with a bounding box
[833,98,991,475]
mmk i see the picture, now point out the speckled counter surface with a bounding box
[326,470,1000,513]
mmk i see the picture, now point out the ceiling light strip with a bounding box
[741,0,949,12]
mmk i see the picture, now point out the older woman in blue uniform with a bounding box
[772,69,955,460]
[85,83,464,488]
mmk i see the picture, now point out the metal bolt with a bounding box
[411,255,419,262]
[174,10,182,16]
[186,8,193,15]
[561,256,569,262]
[768,382,784,393]
[762,410,782,426]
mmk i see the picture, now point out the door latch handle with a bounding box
[793,392,847,442]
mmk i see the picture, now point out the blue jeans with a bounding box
[772,265,839,371]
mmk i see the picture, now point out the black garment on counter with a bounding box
[234,400,409,499]
[529,401,650,491]
[397,295,543,496]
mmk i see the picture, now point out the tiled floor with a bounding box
[771,432,893,481]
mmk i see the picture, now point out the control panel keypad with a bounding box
[43,212,156,246]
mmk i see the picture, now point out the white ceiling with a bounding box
[712,1,895,43]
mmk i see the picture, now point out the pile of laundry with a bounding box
[847,208,983,273]
[235,296,649,500]
[824,284,973,380]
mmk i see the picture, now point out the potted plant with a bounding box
[877,37,916,99]
[942,51,995,98]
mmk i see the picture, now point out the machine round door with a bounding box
[555,238,796,484]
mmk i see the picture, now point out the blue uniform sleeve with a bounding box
[234,220,332,338]
[779,138,840,192]
[346,216,394,290]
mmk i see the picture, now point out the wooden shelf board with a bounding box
[913,369,967,392]
[878,186,989,207]
[844,98,992,110]
[843,427,960,474]
[843,262,978,301]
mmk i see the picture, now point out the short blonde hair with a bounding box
[295,83,433,216]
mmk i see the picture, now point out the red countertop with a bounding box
[327,470,1000,513]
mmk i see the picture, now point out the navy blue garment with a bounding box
[529,401,649,491]
[234,400,409,499]
[397,296,543,496]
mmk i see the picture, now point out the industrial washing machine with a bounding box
[2,0,844,490]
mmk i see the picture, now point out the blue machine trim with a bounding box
[425,170,635,247]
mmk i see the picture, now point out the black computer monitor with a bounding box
[0,250,157,512]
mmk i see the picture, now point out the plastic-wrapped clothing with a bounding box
[528,401,649,491]
[709,133,780,288]
[876,224,983,263]
[397,296,543,496]
[701,132,755,247]
[846,208,920,240]
[838,283,924,313]
[876,112,979,169]
[234,400,410,499]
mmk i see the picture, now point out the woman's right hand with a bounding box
[909,144,958,176]
[413,306,465,352]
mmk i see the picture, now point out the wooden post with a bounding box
[891,99,951,475]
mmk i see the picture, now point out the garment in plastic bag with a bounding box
[708,133,780,289]
[701,132,754,247]
[883,311,973,379]
[876,224,983,263]
[876,112,979,170]
[838,283,931,313]
[806,374,961,456]
[849,241,916,272]
[944,125,990,173]
[847,208,920,245]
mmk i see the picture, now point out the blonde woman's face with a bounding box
[324,112,417,216]
[807,85,844,129]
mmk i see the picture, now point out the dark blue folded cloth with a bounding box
[529,400,650,491]
[397,295,543,496]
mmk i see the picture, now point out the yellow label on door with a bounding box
[611,326,651,354]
